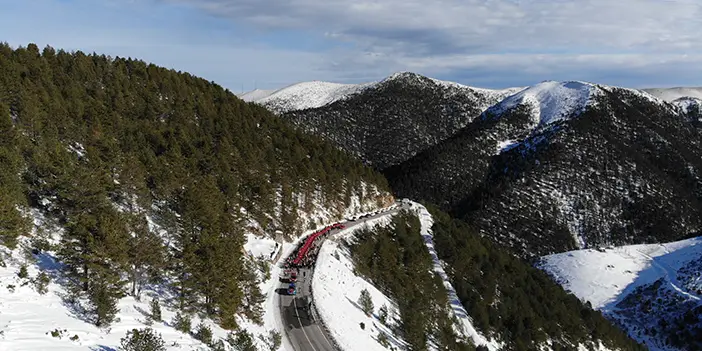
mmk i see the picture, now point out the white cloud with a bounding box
[162,0,702,88]
[172,0,702,55]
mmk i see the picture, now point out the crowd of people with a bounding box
[283,223,344,268]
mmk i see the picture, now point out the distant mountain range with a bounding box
[244,72,520,170]
[244,74,702,258]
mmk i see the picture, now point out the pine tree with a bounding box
[34,271,51,294]
[150,298,162,322]
[359,289,374,316]
[0,102,27,249]
[194,323,213,345]
[126,214,165,299]
[228,330,257,351]
[173,312,191,334]
[119,328,165,351]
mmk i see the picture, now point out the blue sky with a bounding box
[1,0,701,91]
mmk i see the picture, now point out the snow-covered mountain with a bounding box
[386,81,702,257]
[539,237,702,351]
[247,81,375,114]
[484,81,600,130]
[264,72,521,170]
[643,87,702,102]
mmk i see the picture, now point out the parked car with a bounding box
[288,282,297,295]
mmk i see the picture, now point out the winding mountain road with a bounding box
[276,203,404,351]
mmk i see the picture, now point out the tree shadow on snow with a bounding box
[34,251,68,286]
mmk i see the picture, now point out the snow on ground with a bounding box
[539,237,702,310]
[0,210,290,351]
[312,215,405,351]
[408,202,502,351]
[486,81,600,129]
[0,246,269,351]
[244,233,279,260]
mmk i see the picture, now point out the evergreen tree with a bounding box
[0,102,27,249]
[150,298,162,322]
[173,312,191,334]
[126,214,165,299]
[228,329,257,351]
[119,328,165,351]
[359,288,374,316]
[194,323,213,345]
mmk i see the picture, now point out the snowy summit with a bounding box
[485,81,600,129]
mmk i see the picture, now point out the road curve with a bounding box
[277,204,403,351]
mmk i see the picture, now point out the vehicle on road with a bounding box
[288,282,297,295]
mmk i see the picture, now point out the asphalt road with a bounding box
[277,203,406,351]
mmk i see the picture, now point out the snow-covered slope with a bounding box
[312,215,405,351]
[539,238,702,350]
[253,81,374,114]
[0,242,279,351]
[643,87,702,102]
[238,89,276,102]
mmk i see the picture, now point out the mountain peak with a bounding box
[486,80,601,129]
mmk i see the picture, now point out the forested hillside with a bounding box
[346,211,472,351]
[426,206,645,351]
[0,43,389,329]
[387,82,702,257]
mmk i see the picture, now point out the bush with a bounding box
[6,284,15,293]
[360,322,366,330]
[34,271,50,295]
[173,313,191,334]
[150,298,162,322]
[49,328,67,339]
[194,323,213,345]
[17,264,28,279]
[70,334,79,342]
[119,328,165,351]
